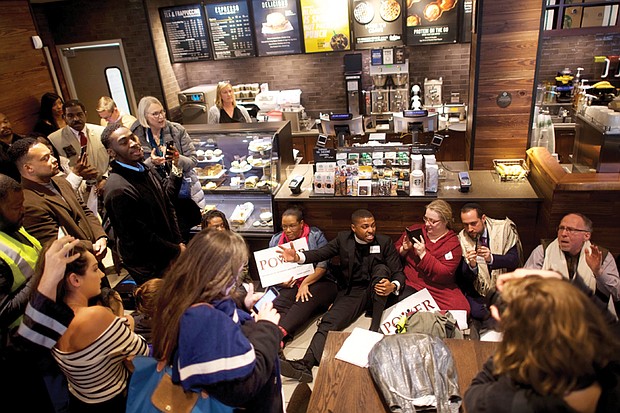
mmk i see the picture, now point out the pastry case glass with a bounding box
[185,122,294,235]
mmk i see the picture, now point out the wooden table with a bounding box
[307,331,497,413]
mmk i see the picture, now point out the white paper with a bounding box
[253,237,314,288]
[380,288,439,335]
[334,327,384,368]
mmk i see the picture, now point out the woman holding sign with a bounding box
[268,207,337,347]
[395,200,470,316]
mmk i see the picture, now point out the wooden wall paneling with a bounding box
[468,0,543,170]
[0,0,55,134]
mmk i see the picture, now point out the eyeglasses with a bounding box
[423,216,442,225]
[149,110,166,118]
[557,226,589,234]
[282,223,300,231]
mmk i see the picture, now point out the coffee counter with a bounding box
[526,147,620,255]
[274,163,542,255]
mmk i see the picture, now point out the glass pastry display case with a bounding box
[185,122,294,235]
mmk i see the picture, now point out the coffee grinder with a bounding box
[344,54,363,117]
[369,59,409,130]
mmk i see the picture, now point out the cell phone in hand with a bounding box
[406,227,424,244]
[253,286,279,313]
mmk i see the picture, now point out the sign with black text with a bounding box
[205,1,256,59]
[352,0,404,49]
[405,0,459,45]
[251,0,303,56]
[160,4,211,63]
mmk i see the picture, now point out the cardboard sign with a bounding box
[253,238,314,287]
[380,288,439,335]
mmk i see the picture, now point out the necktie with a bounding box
[79,131,87,147]
[479,236,488,247]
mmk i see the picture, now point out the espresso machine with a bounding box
[369,59,409,130]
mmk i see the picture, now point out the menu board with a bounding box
[300,0,351,53]
[251,0,302,56]
[352,0,404,49]
[405,0,459,45]
[205,1,256,59]
[160,5,211,63]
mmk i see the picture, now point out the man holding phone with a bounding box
[457,203,522,321]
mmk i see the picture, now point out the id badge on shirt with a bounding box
[370,245,380,254]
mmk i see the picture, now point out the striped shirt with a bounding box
[52,317,149,404]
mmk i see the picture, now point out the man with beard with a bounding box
[8,138,108,261]
[0,113,24,181]
[100,123,184,285]
[277,209,404,383]
[525,212,620,314]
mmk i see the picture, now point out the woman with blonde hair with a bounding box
[151,229,283,412]
[395,199,469,314]
[465,276,620,412]
[208,81,252,124]
[133,95,205,241]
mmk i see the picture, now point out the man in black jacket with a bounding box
[100,123,184,285]
[278,209,405,382]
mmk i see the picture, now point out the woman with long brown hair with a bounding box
[151,229,283,413]
[465,275,620,412]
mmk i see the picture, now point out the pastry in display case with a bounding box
[185,122,293,235]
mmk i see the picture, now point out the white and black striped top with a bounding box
[52,317,149,404]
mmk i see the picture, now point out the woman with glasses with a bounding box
[133,96,205,241]
[394,199,470,315]
[208,81,252,124]
[268,207,337,347]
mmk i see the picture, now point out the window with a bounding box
[544,0,619,32]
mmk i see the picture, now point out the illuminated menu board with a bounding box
[251,0,302,56]
[300,0,351,53]
[160,4,211,63]
[405,0,459,45]
[352,0,404,49]
[205,1,256,59]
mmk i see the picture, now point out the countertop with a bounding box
[276,163,541,202]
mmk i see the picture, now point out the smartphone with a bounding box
[253,286,280,313]
[406,227,424,244]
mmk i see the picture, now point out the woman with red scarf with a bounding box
[269,207,337,347]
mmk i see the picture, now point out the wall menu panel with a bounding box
[352,0,404,49]
[251,0,303,56]
[405,0,459,45]
[300,0,351,53]
[205,1,256,59]
[160,4,211,63]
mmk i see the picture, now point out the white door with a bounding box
[57,40,137,125]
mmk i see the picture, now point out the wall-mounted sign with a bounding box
[300,0,351,53]
[405,0,459,45]
[205,1,256,59]
[460,0,473,43]
[251,0,302,56]
[352,0,404,49]
[160,4,211,63]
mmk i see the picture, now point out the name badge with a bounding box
[444,251,453,260]
[370,245,380,254]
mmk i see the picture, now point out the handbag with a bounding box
[126,355,233,413]
[178,177,192,199]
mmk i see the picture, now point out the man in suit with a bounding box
[8,138,108,261]
[96,96,138,130]
[457,203,522,321]
[278,209,405,382]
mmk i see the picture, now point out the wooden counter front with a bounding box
[275,164,542,256]
[526,147,620,255]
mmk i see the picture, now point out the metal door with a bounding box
[57,40,137,125]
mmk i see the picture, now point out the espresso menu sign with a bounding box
[251,0,302,56]
[300,0,351,53]
[160,5,211,63]
[352,0,404,49]
[405,0,459,45]
[205,1,256,59]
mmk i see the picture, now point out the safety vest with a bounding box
[0,227,42,329]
